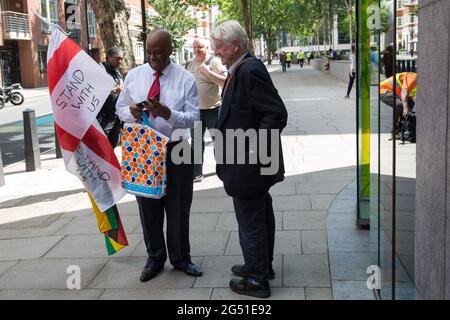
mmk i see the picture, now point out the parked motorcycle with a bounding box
[0,83,24,109]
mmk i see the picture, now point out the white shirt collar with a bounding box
[228,51,249,75]
[148,61,173,77]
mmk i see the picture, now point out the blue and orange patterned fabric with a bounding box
[121,112,169,199]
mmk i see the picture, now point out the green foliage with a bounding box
[147,0,198,51]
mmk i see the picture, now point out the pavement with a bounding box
[0,65,375,300]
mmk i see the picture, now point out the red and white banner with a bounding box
[48,28,125,211]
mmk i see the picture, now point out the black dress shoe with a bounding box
[231,264,275,280]
[175,263,203,277]
[229,277,270,298]
[140,265,164,282]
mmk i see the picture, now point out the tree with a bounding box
[241,0,253,52]
[217,0,293,63]
[90,0,135,75]
[342,0,353,48]
[146,0,198,53]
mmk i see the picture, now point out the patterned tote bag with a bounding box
[121,111,169,199]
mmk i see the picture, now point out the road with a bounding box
[0,94,52,126]
[0,92,54,166]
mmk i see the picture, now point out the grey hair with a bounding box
[211,20,248,50]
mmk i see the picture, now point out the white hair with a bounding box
[211,20,248,50]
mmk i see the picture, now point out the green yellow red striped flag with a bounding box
[88,193,128,255]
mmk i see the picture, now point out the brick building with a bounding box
[0,0,105,88]
[0,0,217,88]
[396,0,418,56]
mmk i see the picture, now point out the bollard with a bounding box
[54,124,62,159]
[0,145,4,186]
[23,109,41,171]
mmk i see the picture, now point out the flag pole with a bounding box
[32,10,71,36]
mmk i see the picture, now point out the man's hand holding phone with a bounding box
[129,99,171,121]
[145,98,171,120]
[129,102,146,120]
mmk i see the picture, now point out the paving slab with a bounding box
[194,255,282,288]
[99,288,212,300]
[332,281,375,300]
[329,253,371,281]
[211,287,305,300]
[301,230,328,254]
[189,213,220,232]
[283,211,327,230]
[305,287,333,300]
[189,231,230,256]
[88,257,203,289]
[0,236,64,261]
[0,261,19,277]
[310,195,336,210]
[0,258,108,289]
[0,289,103,300]
[272,195,312,211]
[326,213,358,229]
[283,254,330,287]
[43,234,142,259]
[55,215,141,236]
[0,217,72,240]
[327,229,370,253]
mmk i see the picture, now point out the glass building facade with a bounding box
[357,0,418,299]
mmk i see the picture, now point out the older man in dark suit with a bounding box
[211,20,288,298]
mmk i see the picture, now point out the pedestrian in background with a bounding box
[185,38,227,183]
[280,51,287,72]
[297,50,304,68]
[345,44,356,99]
[97,47,124,148]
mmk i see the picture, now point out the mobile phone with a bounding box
[136,100,147,108]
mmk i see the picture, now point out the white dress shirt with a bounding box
[116,62,200,141]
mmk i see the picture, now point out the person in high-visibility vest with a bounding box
[297,50,305,68]
[286,52,292,68]
[380,72,417,134]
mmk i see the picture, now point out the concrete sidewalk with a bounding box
[0,64,373,300]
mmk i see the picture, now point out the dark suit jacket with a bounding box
[216,53,288,197]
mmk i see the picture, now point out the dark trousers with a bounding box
[381,92,415,132]
[190,107,219,177]
[232,193,275,281]
[97,114,122,148]
[281,62,286,72]
[347,70,356,97]
[136,140,194,269]
[299,59,304,68]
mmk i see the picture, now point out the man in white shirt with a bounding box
[116,29,202,282]
[185,38,227,183]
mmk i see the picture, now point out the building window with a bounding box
[132,38,144,61]
[129,6,141,23]
[41,0,58,33]
[39,48,48,74]
[87,9,96,38]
